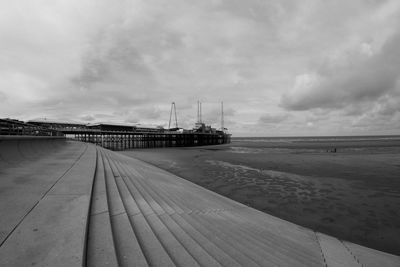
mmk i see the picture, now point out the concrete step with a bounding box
[110,158,165,216]
[229,206,324,262]
[117,161,248,266]
[145,214,201,267]
[116,160,176,215]
[110,213,148,267]
[219,210,324,266]
[120,164,245,266]
[87,212,119,267]
[101,150,148,267]
[121,154,246,210]
[125,169,260,266]
[118,159,264,266]
[179,212,260,267]
[210,211,305,266]
[89,149,109,216]
[113,152,325,266]
[108,160,141,217]
[101,150,126,216]
[316,232,361,267]
[86,149,118,267]
[129,213,175,267]
[106,159,175,267]
[103,149,175,266]
[170,213,242,267]
[109,154,200,267]
[343,241,400,267]
[158,214,222,267]
[116,159,223,267]
[191,212,278,266]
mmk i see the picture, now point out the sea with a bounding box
[232,135,400,142]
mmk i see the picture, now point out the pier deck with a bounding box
[0,137,399,266]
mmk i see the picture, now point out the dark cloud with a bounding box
[281,32,400,111]
[351,110,400,132]
[376,95,400,116]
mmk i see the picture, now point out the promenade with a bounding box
[0,137,399,266]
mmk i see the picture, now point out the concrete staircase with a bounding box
[1,138,399,266]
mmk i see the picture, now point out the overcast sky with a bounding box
[1,0,400,136]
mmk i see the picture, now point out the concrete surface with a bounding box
[0,137,399,266]
[0,137,95,266]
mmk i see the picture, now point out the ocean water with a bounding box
[230,135,400,153]
[232,135,400,143]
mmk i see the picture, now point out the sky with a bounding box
[1,0,400,137]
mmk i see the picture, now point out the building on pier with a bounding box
[28,119,87,131]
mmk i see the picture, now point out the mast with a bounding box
[174,102,178,128]
[197,100,203,123]
[197,101,200,123]
[200,102,202,123]
[221,101,224,131]
[169,102,178,129]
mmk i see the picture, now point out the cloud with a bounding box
[281,30,400,112]
[1,1,400,135]
[125,116,139,124]
[259,113,290,124]
[135,107,163,120]
[0,91,7,103]
[71,30,155,90]
[80,115,95,122]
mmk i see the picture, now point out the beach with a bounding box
[120,136,400,255]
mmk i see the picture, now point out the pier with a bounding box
[26,120,231,151]
[2,100,231,151]
[67,130,231,150]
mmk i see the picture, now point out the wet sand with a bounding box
[119,137,400,255]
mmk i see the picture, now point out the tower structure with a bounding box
[197,100,203,123]
[221,101,224,131]
[168,102,178,129]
